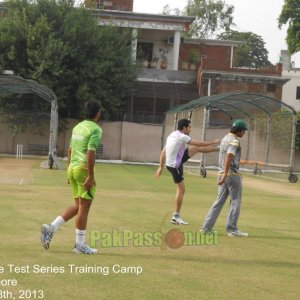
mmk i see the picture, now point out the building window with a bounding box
[137,42,153,62]
[296,87,300,100]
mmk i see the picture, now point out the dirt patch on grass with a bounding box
[0,157,40,185]
[243,176,300,198]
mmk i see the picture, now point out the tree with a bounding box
[218,30,272,68]
[162,5,181,16]
[278,0,300,55]
[163,0,234,38]
[0,0,138,119]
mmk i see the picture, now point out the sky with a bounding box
[133,0,300,66]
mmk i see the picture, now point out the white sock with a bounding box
[174,212,180,217]
[76,229,86,245]
[51,216,65,232]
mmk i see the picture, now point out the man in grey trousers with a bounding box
[201,119,249,237]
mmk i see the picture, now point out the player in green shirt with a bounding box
[41,100,102,254]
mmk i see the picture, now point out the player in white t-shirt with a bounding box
[156,119,220,225]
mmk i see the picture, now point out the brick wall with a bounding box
[200,45,232,70]
[200,79,283,100]
[180,44,233,70]
[180,44,282,75]
[102,0,133,11]
[180,43,284,99]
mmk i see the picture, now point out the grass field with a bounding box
[0,157,300,300]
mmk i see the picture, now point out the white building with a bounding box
[281,50,300,112]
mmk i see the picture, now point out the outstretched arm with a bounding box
[189,138,220,147]
[155,147,166,178]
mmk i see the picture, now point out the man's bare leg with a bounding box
[73,198,96,254]
[76,198,92,230]
[171,181,188,225]
[61,198,79,222]
[188,145,219,158]
[175,181,185,213]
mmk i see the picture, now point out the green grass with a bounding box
[0,158,300,300]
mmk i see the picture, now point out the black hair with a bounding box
[177,119,191,130]
[230,126,244,134]
[85,100,101,119]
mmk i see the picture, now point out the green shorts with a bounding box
[67,165,96,200]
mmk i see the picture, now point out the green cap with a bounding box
[232,119,248,130]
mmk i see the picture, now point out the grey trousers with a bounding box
[202,175,242,232]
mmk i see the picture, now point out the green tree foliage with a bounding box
[164,0,234,38]
[278,0,300,55]
[218,30,272,68]
[162,5,181,16]
[185,0,234,38]
[0,0,138,119]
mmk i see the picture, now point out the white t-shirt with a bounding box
[165,130,191,168]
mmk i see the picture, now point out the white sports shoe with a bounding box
[41,224,55,250]
[73,243,98,254]
[228,230,249,237]
[171,216,188,225]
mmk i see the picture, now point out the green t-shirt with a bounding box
[69,120,102,168]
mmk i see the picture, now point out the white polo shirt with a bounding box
[165,130,191,168]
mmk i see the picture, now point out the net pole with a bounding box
[200,107,208,170]
[173,113,178,130]
[48,100,57,156]
[48,97,61,169]
[161,115,166,151]
[244,117,251,161]
[289,112,298,172]
[265,115,272,164]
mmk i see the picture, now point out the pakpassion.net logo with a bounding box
[90,228,218,250]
